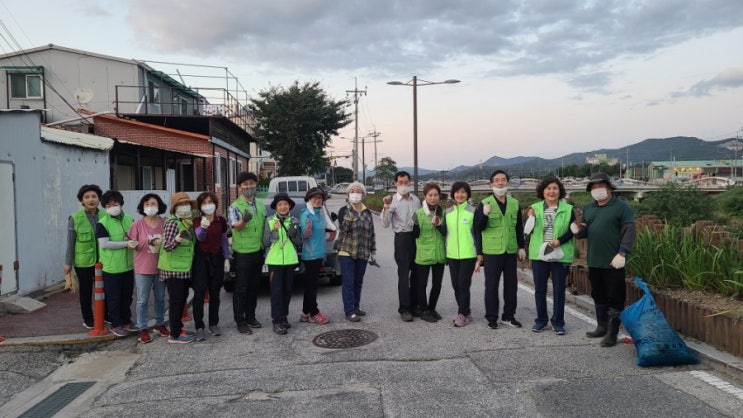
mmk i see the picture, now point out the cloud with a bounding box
[126,0,743,90]
[681,67,743,97]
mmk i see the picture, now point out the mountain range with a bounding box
[392,136,740,180]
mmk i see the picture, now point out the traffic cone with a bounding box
[89,263,110,336]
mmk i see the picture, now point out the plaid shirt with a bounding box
[337,204,376,260]
[159,218,191,280]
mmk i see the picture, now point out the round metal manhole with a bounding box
[312,329,378,349]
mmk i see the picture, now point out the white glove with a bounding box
[570,222,580,234]
[523,215,535,235]
[224,259,231,273]
[610,253,626,269]
[200,216,211,228]
[518,248,526,261]
[127,240,138,249]
[483,203,492,216]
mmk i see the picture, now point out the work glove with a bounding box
[518,248,526,262]
[224,259,231,273]
[242,209,253,223]
[482,203,492,216]
[523,215,535,235]
[610,253,626,269]
[148,237,161,250]
[175,229,192,243]
[570,222,580,234]
[200,216,211,229]
[383,194,393,206]
[127,240,138,249]
[431,215,440,226]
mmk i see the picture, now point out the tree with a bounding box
[333,166,354,184]
[635,182,714,226]
[375,157,397,187]
[250,81,351,176]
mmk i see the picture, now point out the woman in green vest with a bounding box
[413,183,446,322]
[262,193,302,335]
[159,192,197,344]
[440,181,478,327]
[524,176,576,335]
[64,184,104,329]
[95,190,136,337]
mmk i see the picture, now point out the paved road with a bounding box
[3,197,743,417]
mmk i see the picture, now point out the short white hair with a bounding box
[346,181,367,195]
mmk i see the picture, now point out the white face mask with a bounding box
[106,205,121,217]
[397,185,410,195]
[175,205,192,219]
[348,193,363,204]
[143,206,159,217]
[201,203,216,215]
[591,188,609,202]
[492,187,507,196]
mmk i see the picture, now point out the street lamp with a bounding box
[387,76,460,195]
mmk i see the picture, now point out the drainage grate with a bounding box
[19,381,95,418]
[313,329,378,349]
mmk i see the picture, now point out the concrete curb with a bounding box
[0,333,117,347]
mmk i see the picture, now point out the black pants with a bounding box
[394,232,418,313]
[588,267,626,311]
[415,263,444,312]
[103,270,134,328]
[269,265,295,323]
[302,258,322,316]
[233,251,263,325]
[448,258,475,315]
[483,253,518,321]
[192,251,224,329]
[167,277,191,337]
[75,265,96,325]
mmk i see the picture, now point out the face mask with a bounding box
[175,205,192,219]
[591,188,609,201]
[106,205,121,217]
[397,185,409,195]
[348,193,363,204]
[201,204,216,215]
[243,187,256,198]
[143,207,159,217]
[492,187,507,196]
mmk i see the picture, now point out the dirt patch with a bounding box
[649,286,743,316]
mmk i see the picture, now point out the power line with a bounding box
[346,78,366,181]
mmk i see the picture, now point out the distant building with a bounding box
[646,160,737,180]
[585,153,618,166]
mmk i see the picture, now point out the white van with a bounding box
[267,176,319,199]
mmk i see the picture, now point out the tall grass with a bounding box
[627,225,743,298]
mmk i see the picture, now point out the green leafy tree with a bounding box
[375,157,398,187]
[250,82,351,176]
[635,182,714,226]
[333,166,354,183]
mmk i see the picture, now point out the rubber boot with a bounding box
[600,308,621,347]
[585,304,608,338]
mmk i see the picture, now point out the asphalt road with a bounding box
[3,196,743,417]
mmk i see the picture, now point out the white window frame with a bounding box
[10,74,43,99]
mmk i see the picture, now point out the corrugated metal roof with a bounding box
[41,126,114,150]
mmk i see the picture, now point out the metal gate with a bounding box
[0,162,17,294]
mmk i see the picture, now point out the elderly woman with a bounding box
[337,181,376,322]
[525,176,576,335]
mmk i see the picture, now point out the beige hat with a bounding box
[170,192,195,214]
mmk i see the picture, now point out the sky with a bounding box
[2,0,743,171]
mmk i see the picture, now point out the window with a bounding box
[179,97,188,115]
[214,153,222,187]
[229,158,236,185]
[10,74,43,99]
[238,160,244,174]
[142,166,153,189]
[148,82,159,104]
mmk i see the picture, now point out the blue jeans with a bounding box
[532,260,569,327]
[135,273,166,329]
[339,256,367,314]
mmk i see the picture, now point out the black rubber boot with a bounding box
[600,308,621,347]
[585,304,608,338]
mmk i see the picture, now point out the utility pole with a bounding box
[367,128,382,185]
[346,78,366,181]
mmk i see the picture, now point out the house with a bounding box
[0,110,113,296]
[0,44,259,211]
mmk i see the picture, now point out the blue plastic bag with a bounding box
[619,277,700,367]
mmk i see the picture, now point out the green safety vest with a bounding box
[157,216,195,272]
[480,195,519,255]
[265,215,299,266]
[230,197,266,254]
[445,202,477,260]
[415,208,446,265]
[98,213,134,273]
[72,209,104,267]
[528,202,575,263]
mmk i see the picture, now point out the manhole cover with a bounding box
[313,329,378,349]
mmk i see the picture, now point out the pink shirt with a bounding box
[128,217,165,274]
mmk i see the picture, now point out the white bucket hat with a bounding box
[538,242,564,262]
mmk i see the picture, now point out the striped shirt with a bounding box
[543,207,556,243]
[381,193,421,233]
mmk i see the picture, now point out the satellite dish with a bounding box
[74,88,93,104]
